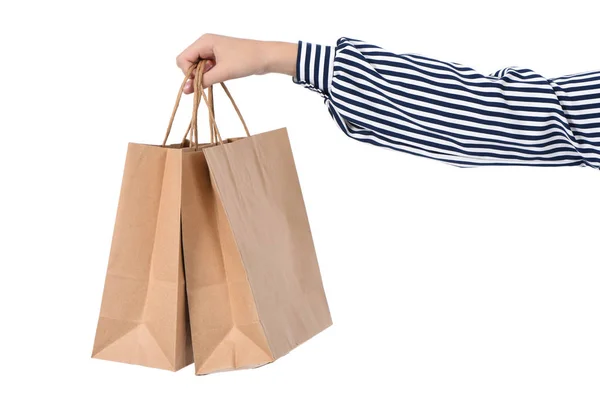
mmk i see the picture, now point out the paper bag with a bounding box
[179,63,331,374]
[93,61,332,374]
[91,66,204,371]
[181,127,332,375]
[91,142,193,371]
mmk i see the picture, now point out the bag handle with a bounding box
[186,61,251,147]
[162,60,251,148]
[208,85,216,144]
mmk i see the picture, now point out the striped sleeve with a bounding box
[293,41,335,99]
[294,38,600,169]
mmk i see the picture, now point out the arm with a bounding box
[297,38,600,168]
[177,35,600,169]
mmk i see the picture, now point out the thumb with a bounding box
[201,62,232,87]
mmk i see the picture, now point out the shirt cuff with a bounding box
[293,41,334,97]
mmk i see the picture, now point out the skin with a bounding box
[176,34,298,94]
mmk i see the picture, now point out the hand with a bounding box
[176,34,298,94]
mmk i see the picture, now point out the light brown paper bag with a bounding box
[93,61,331,374]
[91,68,202,371]
[181,64,331,374]
[91,141,194,371]
[181,127,332,375]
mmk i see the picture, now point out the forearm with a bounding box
[262,41,298,76]
[293,38,600,169]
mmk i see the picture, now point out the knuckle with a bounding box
[200,33,218,45]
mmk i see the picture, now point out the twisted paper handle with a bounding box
[162,60,251,149]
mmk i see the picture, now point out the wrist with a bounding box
[261,41,298,77]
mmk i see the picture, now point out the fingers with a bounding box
[183,80,193,95]
[202,64,229,87]
[182,61,216,95]
[176,33,217,74]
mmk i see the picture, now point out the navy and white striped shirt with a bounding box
[294,38,600,169]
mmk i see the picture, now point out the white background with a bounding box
[1,0,599,399]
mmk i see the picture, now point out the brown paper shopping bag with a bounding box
[91,68,202,371]
[180,63,332,375]
[93,61,332,374]
[90,141,194,371]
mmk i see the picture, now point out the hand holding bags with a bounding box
[92,61,332,374]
